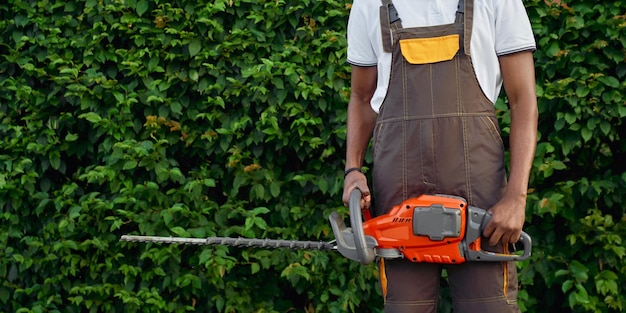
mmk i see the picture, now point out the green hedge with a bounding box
[521,1,626,311]
[1,0,624,312]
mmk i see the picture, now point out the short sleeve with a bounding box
[347,0,379,66]
[494,0,536,56]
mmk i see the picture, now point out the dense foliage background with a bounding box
[1,0,624,312]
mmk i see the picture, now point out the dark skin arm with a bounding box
[342,65,378,209]
[483,51,538,246]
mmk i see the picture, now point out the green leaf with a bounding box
[575,284,590,304]
[568,291,577,309]
[254,217,268,230]
[570,261,589,282]
[136,0,149,16]
[545,41,561,57]
[597,76,619,88]
[65,133,79,141]
[318,177,328,193]
[162,211,173,226]
[555,269,570,277]
[554,118,565,131]
[0,286,10,303]
[123,160,138,170]
[111,219,123,231]
[252,184,265,199]
[251,263,260,274]
[270,181,280,197]
[79,112,102,123]
[171,101,183,115]
[198,249,212,264]
[170,227,190,237]
[188,38,202,57]
[580,127,592,142]
[562,279,573,293]
[251,207,270,215]
[153,267,166,276]
[599,121,611,135]
[188,69,199,82]
[570,16,584,29]
[50,154,61,170]
[575,86,590,98]
[68,206,81,219]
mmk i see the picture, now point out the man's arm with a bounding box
[483,51,538,246]
[342,65,378,208]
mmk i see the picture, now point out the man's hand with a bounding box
[482,194,527,246]
[342,171,371,210]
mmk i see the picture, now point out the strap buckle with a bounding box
[457,0,465,15]
[387,3,400,24]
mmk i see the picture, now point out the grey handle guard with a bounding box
[328,189,377,264]
[464,206,532,262]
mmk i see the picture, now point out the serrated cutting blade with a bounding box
[120,235,336,251]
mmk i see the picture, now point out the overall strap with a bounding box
[455,0,465,23]
[379,0,474,56]
[459,0,474,56]
[379,0,402,53]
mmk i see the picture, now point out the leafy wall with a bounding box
[0,0,625,312]
[521,1,626,311]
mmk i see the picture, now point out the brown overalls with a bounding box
[372,0,520,312]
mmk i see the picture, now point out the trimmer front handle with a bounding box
[328,189,377,264]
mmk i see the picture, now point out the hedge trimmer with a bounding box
[121,190,531,264]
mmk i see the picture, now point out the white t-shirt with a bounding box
[347,0,536,112]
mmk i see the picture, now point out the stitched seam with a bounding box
[479,116,505,150]
[377,112,495,123]
[420,121,426,185]
[456,56,463,114]
[507,298,518,305]
[457,56,473,205]
[402,50,408,200]
[429,64,436,188]
[456,295,511,304]
[386,300,438,305]
[372,123,384,161]
[463,118,472,205]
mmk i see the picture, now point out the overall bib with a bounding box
[372,0,519,312]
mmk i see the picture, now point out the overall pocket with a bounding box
[399,35,459,64]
